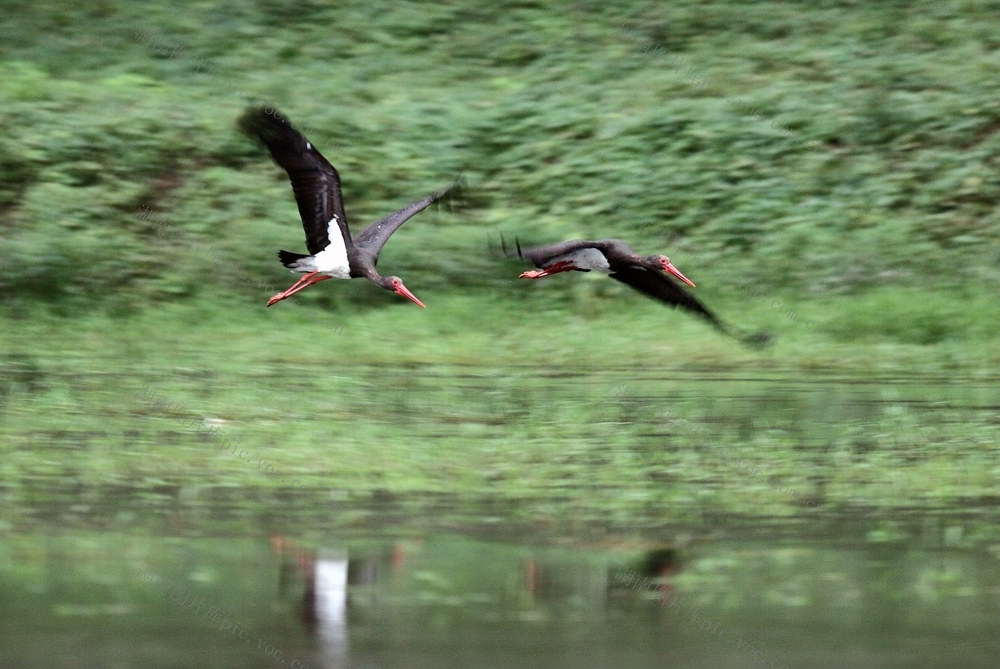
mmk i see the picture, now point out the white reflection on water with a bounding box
[315,551,349,669]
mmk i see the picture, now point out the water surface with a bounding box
[3,365,999,667]
[2,527,999,669]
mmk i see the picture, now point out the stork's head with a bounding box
[381,276,426,308]
[647,255,696,287]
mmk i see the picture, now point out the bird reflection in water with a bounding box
[270,535,419,668]
[609,547,682,607]
[271,535,351,668]
[641,547,681,606]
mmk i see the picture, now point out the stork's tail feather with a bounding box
[278,250,310,270]
[497,234,525,260]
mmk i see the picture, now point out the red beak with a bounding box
[663,261,696,287]
[394,283,426,308]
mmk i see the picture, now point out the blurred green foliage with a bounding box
[1,0,998,320]
[4,1,1000,543]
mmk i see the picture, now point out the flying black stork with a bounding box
[505,237,769,345]
[239,105,457,308]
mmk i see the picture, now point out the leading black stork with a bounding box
[239,105,457,308]
[506,237,769,345]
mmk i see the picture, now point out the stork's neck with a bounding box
[360,266,383,284]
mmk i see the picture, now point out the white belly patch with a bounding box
[312,215,351,278]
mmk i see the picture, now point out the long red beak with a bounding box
[395,283,426,308]
[664,261,696,287]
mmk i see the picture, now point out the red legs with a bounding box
[519,269,550,279]
[266,271,331,307]
[518,261,576,279]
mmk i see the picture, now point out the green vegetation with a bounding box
[2,0,999,307]
[1,1,998,533]
[3,297,998,534]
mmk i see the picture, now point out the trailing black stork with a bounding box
[505,237,769,345]
[239,105,457,308]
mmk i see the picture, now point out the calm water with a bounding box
[3,367,999,667]
[2,528,999,668]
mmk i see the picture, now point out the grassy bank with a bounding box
[3,286,998,533]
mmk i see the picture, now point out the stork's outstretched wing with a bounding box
[239,106,351,256]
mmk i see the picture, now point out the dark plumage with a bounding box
[505,237,770,346]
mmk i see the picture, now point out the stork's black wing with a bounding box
[608,265,733,333]
[239,106,351,255]
[352,175,462,260]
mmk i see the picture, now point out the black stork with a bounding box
[239,105,457,308]
[506,237,769,345]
